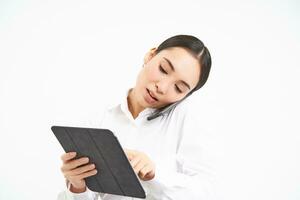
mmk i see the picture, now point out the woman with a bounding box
[58,35,214,200]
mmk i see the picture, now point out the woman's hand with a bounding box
[124,149,156,181]
[60,152,98,193]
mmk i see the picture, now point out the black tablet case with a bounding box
[51,126,146,199]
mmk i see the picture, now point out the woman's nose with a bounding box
[156,79,170,94]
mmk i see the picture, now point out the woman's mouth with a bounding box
[145,88,158,104]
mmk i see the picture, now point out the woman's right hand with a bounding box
[60,152,98,193]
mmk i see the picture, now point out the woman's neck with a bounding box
[127,88,146,119]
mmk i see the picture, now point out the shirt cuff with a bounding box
[152,165,190,188]
[65,179,97,200]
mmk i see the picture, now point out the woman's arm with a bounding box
[148,111,218,200]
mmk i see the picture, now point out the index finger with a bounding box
[60,152,77,163]
[124,149,134,160]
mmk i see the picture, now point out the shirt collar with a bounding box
[107,88,157,122]
[106,88,131,111]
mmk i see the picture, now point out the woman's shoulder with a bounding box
[171,97,192,118]
[157,97,194,129]
[171,96,204,132]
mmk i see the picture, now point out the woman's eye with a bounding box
[159,65,167,74]
[175,85,182,93]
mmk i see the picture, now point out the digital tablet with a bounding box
[51,125,146,198]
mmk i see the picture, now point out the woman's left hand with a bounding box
[124,149,156,181]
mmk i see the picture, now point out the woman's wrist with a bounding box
[69,184,87,193]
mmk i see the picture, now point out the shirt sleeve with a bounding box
[56,179,103,200]
[146,107,218,200]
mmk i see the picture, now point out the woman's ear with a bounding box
[143,47,157,65]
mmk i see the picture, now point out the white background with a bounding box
[0,0,299,199]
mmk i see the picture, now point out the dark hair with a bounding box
[147,34,212,120]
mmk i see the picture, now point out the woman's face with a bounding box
[134,47,201,109]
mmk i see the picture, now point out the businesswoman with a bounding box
[57,34,214,200]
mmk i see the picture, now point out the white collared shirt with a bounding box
[57,89,217,200]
